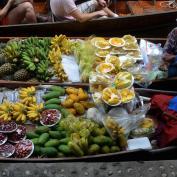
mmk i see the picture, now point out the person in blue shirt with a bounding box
[0,0,36,25]
[161,27,177,77]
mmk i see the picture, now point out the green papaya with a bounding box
[58,145,71,155]
[33,145,41,156]
[45,139,60,147]
[26,132,39,139]
[40,147,58,157]
[49,131,62,139]
[59,137,70,144]
[38,133,50,145]
[31,138,39,145]
[35,126,50,134]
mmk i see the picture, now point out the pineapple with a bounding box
[13,69,30,81]
[0,63,14,77]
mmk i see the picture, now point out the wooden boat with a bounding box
[0,83,177,162]
[0,0,176,37]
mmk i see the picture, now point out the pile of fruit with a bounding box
[27,114,125,158]
[61,87,95,116]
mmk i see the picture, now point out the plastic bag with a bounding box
[103,103,150,139]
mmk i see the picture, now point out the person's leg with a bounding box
[7,2,36,25]
[77,0,98,13]
[102,7,118,17]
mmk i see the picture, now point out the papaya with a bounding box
[38,133,50,145]
[49,131,62,139]
[68,94,79,102]
[66,87,78,95]
[58,145,71,155]
[35,126,50,134]
[45,139,60,147]
[26,132,39,139]
[40,147,58,157]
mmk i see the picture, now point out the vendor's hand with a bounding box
[162,53,176,62]
[97,0,107,8]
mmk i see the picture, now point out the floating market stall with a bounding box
[0,35,177,161]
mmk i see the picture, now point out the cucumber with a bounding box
[35,126,50,134]
[45,98,61,105]
[38,133,50,145]
[31,138,39,145]
[45,139,60,147]
[26,132,39,139]
[40,147,58,157]
[42,91,61,100]
[58,145,71,155]
[33,145,41,156]
[49,86,65,95]
[44,104,62,111]
[49,131,62,139]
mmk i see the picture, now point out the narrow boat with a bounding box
[0,83,176,162]
[0,0,176,37]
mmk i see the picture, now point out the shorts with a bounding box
[77,0,98,13]
[0,16,8,25]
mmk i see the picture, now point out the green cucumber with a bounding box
[44,104,62,111]
[59,137,70,145]
[42,91,61,100]
[45,98,61,105]
[49,86,65,95]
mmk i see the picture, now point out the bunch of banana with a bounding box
[27,103,44,121]
[48,45,68,82]
[2,41,21,63]
[51,35,73,55]
[37,60,53,81]
[0,100,13,121]
[12,102,27,123]
[18,86,36,106]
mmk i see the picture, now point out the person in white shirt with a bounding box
[50,0,118,22]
